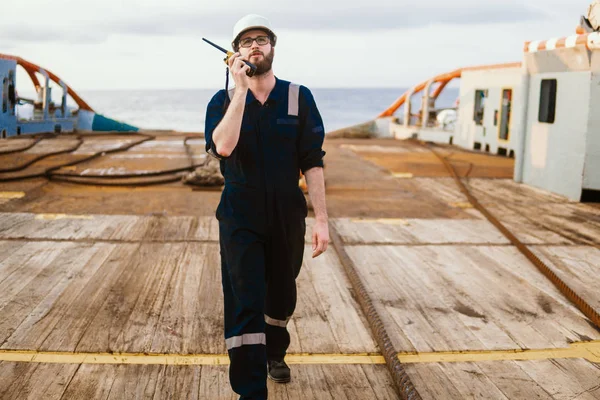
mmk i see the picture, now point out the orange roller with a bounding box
[0,53,94,112]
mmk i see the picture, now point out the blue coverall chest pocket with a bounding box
[276,118,299,141]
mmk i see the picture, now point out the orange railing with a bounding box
[378,62,521,118]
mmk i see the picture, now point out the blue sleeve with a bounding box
[298,86,326,173]
[204,90,229,160]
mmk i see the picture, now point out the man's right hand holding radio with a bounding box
[228,52,251,89]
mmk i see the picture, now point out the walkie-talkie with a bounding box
[202,38,257,77]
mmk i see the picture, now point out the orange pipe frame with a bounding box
[378,62,521,118]
[0,53,94,112]
[432,79,449,100]
[24,68,41,91]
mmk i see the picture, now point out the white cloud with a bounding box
[2,1,551,45]
[1,0,592,89]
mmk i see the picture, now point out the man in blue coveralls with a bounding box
[204,14,329,400]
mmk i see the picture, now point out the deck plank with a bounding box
[184,243,224,354]
[322,364,389,399]
[0,361,78,400]
[96,215,141,241]
[347,245,599,352]
[514,359,600,399]
[302,246,378,353]
[0,362,401,400]
[280,364,333,400]
[348,244,488,352]
[466,178,569,205]
[1,243,127,350]
[0,240,27,260]
[533,246,600,316]
[144,215,198,241]
[115,245,192,353]
[76,243,186,353]
[36,215,115,241]
[0,242,108,347]
[0,213,220,242]
[198,365,237,400]
[406,362,511,399]
[426,246,598,348]
[476,360,555,399]
[467,180,600,246]
[0,213,34,235]
[0,242,72,310]
[0,241,57,281]
[405,359,600,400]
[0,240,378,355]
[333,217,508,245]
[294,250,340,353]
[403,361,465,399]
[39,243,148,352]
[410,177,469,205]
[360,364,403,400]
[105,364,164,399]
[150,243,214,353]
[189,217,217,242]
[60,363,120,399]
[153,364,201,400]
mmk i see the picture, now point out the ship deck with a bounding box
[0,133,599,399]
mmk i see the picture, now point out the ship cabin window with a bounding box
[473,89,487,126]
[539,79,557,124]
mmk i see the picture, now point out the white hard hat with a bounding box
[232,14,277,49]
[588,0,600,31]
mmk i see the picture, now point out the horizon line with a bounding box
[46,85,460,92]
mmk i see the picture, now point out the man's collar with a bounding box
[241,76,285,105]
[267,77,286,103]
[244,90,255,105]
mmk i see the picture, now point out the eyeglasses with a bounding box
[239,35,270,48]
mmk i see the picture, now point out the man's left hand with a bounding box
[312,219,329,258]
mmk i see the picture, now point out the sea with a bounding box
[19,87,459,133]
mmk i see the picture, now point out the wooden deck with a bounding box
[0,134,599,399]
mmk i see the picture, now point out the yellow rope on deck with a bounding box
[0,341,598,365]
[397,341,600,363]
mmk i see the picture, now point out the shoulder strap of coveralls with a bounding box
[226,83,300,116]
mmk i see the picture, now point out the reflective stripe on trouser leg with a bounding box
[219,223,268,400]
[226,333,266,350]
[265,314,291,362]
[265,315,290,328]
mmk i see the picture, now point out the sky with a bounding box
[1,0,592,90]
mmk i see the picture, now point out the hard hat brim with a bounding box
[232,27,277,49]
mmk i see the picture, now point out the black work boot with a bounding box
[267,359,291,383]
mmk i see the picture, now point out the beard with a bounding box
[250,48,274,76]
